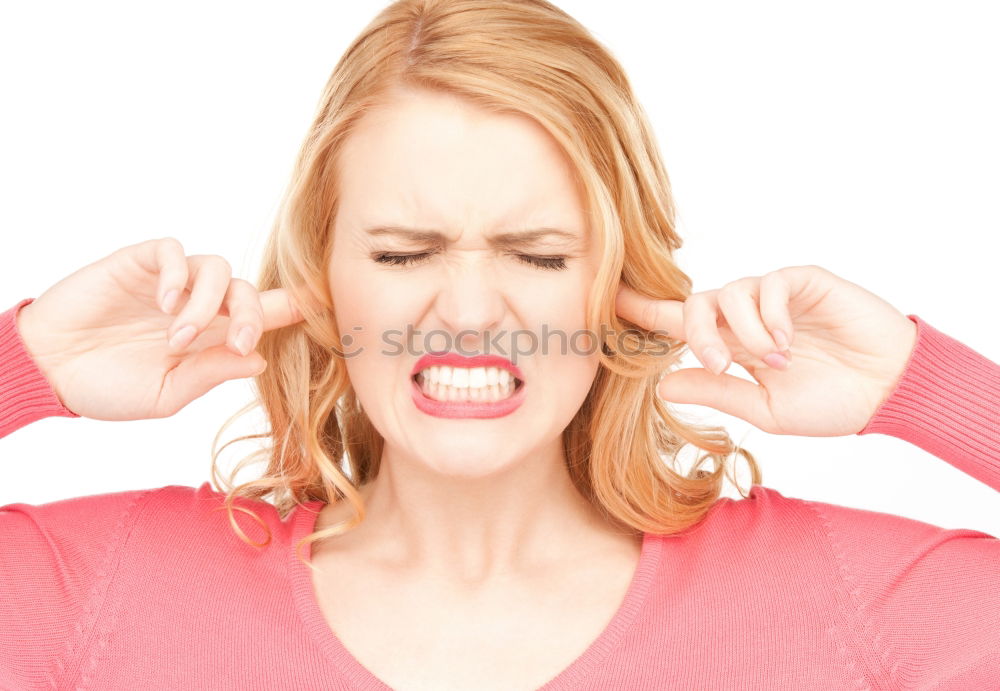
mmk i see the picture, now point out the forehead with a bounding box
[335,86,587,236]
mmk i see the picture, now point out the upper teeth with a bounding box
[418,366,516,388]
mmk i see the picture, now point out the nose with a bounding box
[433,260,507,353]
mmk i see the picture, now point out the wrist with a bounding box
[14,300,69,407]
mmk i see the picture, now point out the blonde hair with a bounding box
[210,0,760,571]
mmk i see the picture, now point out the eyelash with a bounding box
[373,251,568,271]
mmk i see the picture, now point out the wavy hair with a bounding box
[210,0,761,572]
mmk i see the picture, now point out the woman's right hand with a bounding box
[14,237,306,421]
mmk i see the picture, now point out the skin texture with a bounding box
[319,84,641,586]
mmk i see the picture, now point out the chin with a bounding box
[412,445,525,479]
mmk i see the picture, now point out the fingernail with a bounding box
[169,324,196,349]
[161,289,179,314]
[702,346,727,375]
[772,329,789,352]
[235,326,254,357]
[763,352,788,370]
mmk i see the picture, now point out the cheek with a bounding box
[541,272,602,381]
[329,258,415,339]
[328,275,399,388]
[336,313,413,383]
[533,276,594,347]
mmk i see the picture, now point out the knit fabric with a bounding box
[1,296,998,690]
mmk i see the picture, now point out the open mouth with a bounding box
[412,370,524,401]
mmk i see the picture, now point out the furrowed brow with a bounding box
[363,225,580,249]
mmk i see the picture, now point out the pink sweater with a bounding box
[1,296,998,691]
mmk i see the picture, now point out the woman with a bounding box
[2,0,997,689]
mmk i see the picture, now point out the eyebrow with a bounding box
[363,225,581,249]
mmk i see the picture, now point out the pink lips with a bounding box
[410,352,526,419]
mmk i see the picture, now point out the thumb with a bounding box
[161,345,267,414]
[657,367,770,428]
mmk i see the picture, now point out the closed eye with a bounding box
[372,251,568,271]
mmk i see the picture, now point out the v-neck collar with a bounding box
[288,499,663,690]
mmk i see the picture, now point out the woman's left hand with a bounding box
[615,264,918,437]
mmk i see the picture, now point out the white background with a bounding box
[1,1,997,537]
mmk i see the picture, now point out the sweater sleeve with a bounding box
[857,313,1000,492]
[0,297,80,439]
[800,496,1000,687]
[0,299,159,689]
[0,488,159,691]
[800,314,1000,687]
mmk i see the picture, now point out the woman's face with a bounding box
[328,85,602,477]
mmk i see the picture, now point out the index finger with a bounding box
[615,283,687,342]
[260,288,307,332]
